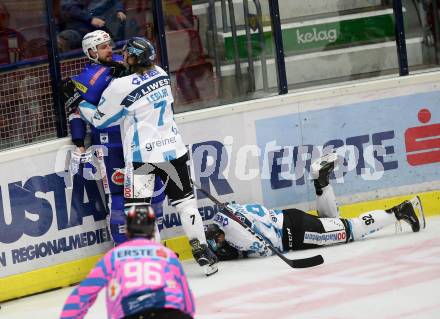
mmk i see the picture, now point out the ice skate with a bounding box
[387,196,426,232]
[311,151,338,195]
[190,239,218,276]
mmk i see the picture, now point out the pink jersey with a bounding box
[60,239,195,319]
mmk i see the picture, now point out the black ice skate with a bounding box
[190,239,218,276]
[387,196,426,232]
[311,151,338,195]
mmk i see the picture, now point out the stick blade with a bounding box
[288,254,324,268]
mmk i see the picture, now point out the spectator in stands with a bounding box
[24,37,48,59]
[57,29,82,53]
[88,0,127,40]
[164,0,194,30]
[0,1,27,65]
[60,0,127,39]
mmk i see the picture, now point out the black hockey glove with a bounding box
[61,78,82,113]
[102,61,128,78]
[211,241,241,261]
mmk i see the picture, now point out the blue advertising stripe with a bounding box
[255,90,440,208]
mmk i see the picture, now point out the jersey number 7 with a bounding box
[154,101,167,126]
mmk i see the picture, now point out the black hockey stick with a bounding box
[192,181,324,269]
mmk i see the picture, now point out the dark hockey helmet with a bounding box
[123,37,156,67]
[205,224,225,250]
[126,204,156,238]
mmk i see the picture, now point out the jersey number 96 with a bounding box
[124,261,164,288]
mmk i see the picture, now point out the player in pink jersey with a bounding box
[60,204,195,319]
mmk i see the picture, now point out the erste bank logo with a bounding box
[405,108,440,166]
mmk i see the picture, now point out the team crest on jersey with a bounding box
[166,279,177,289]
[155,247,168,259]
[93,109,105,120]
[100,133,108,144]
[112,169,125,185]
[108,279,121,301]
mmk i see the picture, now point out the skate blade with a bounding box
[202,264,218,276]
[410,196,426,230]
[395,220,403,233]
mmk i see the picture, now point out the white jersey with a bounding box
[214,203,285,257]
[78,65,187,164]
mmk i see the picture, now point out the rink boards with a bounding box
[0,71,439,302]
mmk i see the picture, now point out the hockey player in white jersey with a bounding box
[77,37,218,276]
[206,153,426,260]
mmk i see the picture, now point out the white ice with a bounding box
[2,217,440,319]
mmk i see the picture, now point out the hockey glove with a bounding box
[61,78,82,116]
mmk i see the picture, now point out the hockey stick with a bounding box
[192,181,324,269]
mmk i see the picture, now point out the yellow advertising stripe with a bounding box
[0,238,193,303]
[162,236,194,261]
[337,190,440,219]
[0,254,103,302]
[1,190,438,302]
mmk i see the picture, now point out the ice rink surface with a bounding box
[2,217,440,319]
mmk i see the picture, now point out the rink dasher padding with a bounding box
[0,238,193,303]
[0,255,102,302]
[2,190,437,302]
[1,71,440,302]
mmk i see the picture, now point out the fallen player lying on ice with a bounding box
[205,152,427,260]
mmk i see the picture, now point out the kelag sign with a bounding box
[256,91,440,207]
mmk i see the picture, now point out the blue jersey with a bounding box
[69,54,125,196]
[70,53,124,143]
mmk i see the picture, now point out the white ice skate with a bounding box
[311,151,338,179]
[190,239,219,276]
[390,195,426,233]
[311,151,338,195]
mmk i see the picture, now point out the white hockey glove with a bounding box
[68,149,95,186]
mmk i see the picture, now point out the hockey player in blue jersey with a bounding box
[61,30,164,245]
[77,37,218,276]
[205,153,427,260]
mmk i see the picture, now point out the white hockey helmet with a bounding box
[82,30,112,62]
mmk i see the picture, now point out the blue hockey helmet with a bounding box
[123,37,156,67]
